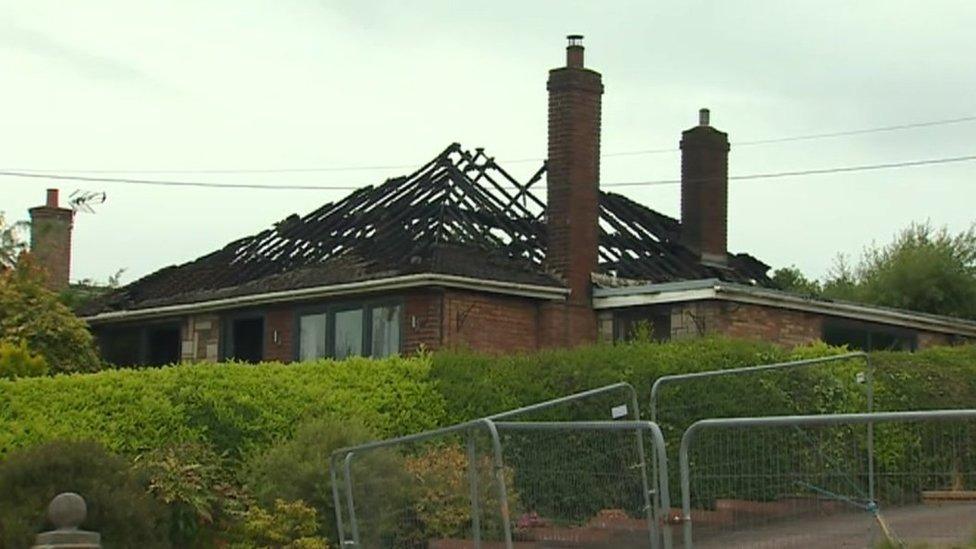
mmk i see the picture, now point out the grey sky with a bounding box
[2,1,974,285]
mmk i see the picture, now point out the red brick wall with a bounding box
[441,290,540,353]
[264,307,294,362]
[719,302,823,348]
[404,290,444,354]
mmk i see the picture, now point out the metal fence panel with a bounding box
[678,410,976,548]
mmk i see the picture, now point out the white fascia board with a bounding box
[593,283,976,337]
[84,273,569,325]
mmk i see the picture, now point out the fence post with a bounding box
[466,431,483,548]
[32,492,101,549]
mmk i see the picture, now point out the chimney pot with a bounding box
[699,108,710,127]
[46,188,59,208]
[566,34,584,68]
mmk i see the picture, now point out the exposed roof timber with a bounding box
[593,279,976,337]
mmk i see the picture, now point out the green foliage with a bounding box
[771,265,823,296]
[233,499,330,549]
[244,417,409,544]
[0,339,48,379]
[785,222,976,319]
[0,440,167,548]
[0,355,446,459]
[0,212,28,269]
[401,443,517,544]
[137,442,245,547]
[0,256,102,373]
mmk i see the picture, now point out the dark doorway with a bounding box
[229,317,264,363]
[146,326,181,366]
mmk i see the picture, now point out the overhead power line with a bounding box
[2,153,974,191]
[4,115,976,174]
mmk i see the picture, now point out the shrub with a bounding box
[233,499,330,549]
[244,417,410,543]
[401,443,517,544]
[0,440,167,548]
[137,442,245,547]
[0,339,48,379]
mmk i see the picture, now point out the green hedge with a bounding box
[0,356,446,459]
[2,338,976,461]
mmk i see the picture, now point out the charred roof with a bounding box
[82,143,772,316]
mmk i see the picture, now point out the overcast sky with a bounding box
[2,1,974,285]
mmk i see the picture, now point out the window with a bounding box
[226,316,265,363]
[297,301,403,360]
[334,308,364,359]
[371,304,401,358]
[299,313,328,361]
[822,319,917,352]
[146,326,181,366]
[96,323,181,367]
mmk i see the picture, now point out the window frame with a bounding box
[821,317,918,352]
[220,310,267,362]
[292,297,404,360]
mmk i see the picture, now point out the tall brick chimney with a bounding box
[28,189,74,290]
[680,108,729,264]
[546,34,603,304]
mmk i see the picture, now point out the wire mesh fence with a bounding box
[492,421,672,549]
[678,410,976,549]
[331,383,672,548]
[331,420,513,548]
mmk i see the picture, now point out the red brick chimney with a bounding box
[546,34,603,304]
[680,108,729,264]
[28,189,74,290]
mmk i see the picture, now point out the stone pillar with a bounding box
[32,492,101,549]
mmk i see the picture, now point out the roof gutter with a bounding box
[83,273,569,325]
[593,279,976,337]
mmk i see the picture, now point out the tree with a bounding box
[0,212,28,269]
[771,265,822,296]
[776,222,976,320]
[0,255,102,373]
[833,222,976,319]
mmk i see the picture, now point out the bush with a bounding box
[137,442,245,547]
[233,499,330,549]
[0,440,167,548]
[0,339,48,379]
[401,443,517,544]
[244,417,409,544]
[0,256,101,373]
[0,355,446,459]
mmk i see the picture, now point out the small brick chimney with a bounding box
[546,34,603,304]
[28,189,74,290]
[680,108,730,264]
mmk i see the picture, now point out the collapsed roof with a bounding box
[82,143,772,316]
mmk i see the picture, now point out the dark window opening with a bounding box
[229,317,264,363]
[822,319,917,352]
[146,326,181,366]
[98,327,142,366]
[613,307,671,343]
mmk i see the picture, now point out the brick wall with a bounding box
[442,289,540,353]
[404,290,444,354]
[264,307,294,362]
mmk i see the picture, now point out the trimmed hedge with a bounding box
[2,338,975,461]
[0,355,446,459]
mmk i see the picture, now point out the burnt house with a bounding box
[68,37,976,366]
